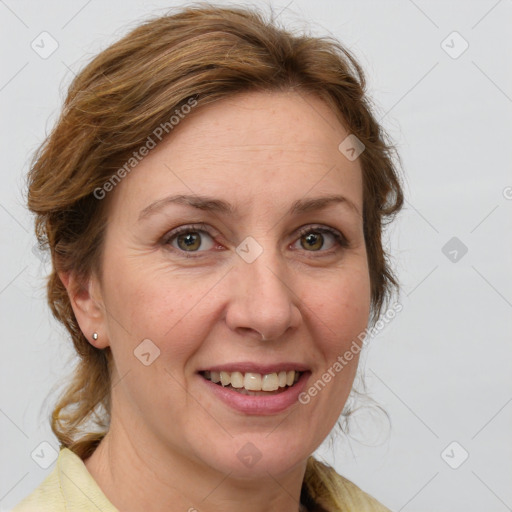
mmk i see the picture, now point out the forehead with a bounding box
[106,90,363,220]
[163,90,351,162]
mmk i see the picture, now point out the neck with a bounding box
[84,415,308,512]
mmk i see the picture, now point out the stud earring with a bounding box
[92,332,99,341]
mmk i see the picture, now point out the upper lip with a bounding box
[198,362,310,374]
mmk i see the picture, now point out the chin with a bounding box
[196,433,312,480]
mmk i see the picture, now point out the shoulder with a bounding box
[305,457,392,512]
[330,472,392,512]
[11,448,118,512]
[10,467,64,512]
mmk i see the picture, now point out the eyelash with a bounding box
[162,223,349,259]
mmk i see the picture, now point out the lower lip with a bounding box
[199,372,310,415]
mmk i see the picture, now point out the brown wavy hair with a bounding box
[27,3,403,509]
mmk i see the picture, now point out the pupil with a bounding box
[179,232,200,250]
[303,233,323,250]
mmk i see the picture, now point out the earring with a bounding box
[92,332,99,341]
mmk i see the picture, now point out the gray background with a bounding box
[1,0,511,510]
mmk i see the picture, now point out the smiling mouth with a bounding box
[200,370,302,396]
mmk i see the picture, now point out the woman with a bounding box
[14,4,403,511]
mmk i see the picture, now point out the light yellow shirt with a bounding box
[12,448,117,512]
[12,448,391,511]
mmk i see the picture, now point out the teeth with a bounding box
[230,371,244,388]
[244,372,261,391]
[262,373,279,391]
[220,371,231,386]
[204,370,301,391]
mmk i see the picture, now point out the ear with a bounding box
[58,270,110,349]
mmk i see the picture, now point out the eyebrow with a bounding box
[138,193,361,221]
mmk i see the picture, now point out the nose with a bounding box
[224,247,301,342]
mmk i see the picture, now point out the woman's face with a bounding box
[90,91,371,478]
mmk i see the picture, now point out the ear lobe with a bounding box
[58,271,110,349]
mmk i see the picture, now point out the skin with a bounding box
[62,90,371,512]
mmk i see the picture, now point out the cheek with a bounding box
[100,263,217,411]
[102,258,218,365]
[286,268,370,446]
[308,268,371,355]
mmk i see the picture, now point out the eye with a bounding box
[293,225,348,253]
[163,224,217,255]
[162,223,348,258]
